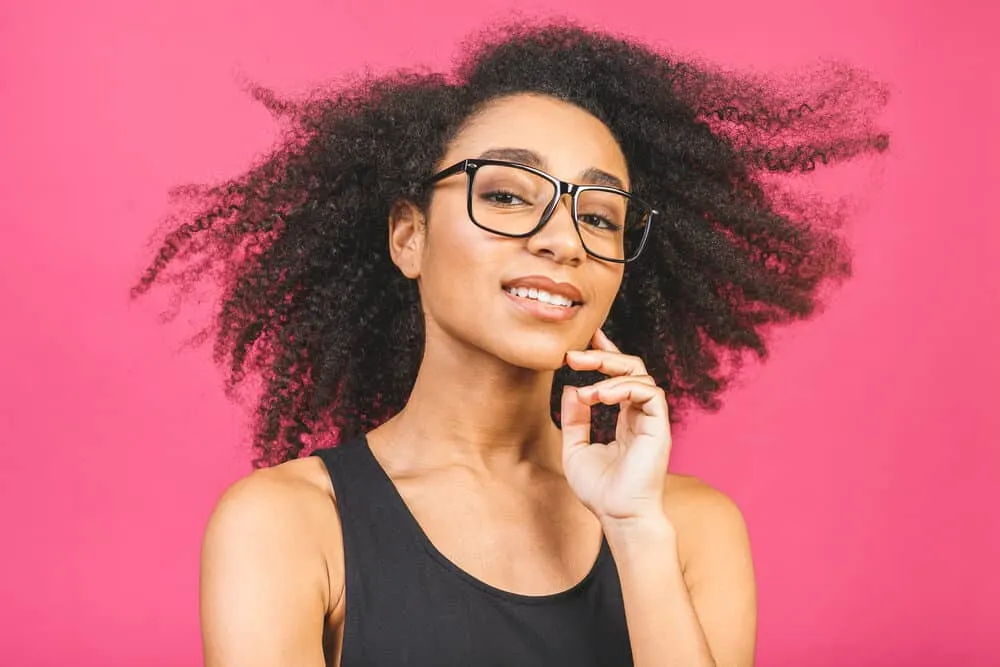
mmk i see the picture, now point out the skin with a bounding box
[200,94,757,667]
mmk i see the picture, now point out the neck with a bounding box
[377,333,563,473]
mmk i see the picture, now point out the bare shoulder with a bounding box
[215,456,340,523]
[662,473,753,581]
[205,455,345,603]
[662,474,758,664]
[663,472,746,525]
[207,457,341,564]
[200,456,345,667]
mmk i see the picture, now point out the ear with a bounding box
[388,198,427,279]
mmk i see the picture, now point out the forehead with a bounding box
[443,94,630,186]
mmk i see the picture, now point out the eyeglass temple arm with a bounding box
[422,160,470,186]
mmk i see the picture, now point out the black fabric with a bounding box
[312,437,634,667]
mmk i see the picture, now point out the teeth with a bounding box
[505,286,575,308]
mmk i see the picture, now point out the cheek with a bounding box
[595,271,624,318]
[419,201,502,309]
[425,199,486,270]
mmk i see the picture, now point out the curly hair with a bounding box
[133,20,889,467]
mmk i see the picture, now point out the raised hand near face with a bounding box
[560,329,673,528]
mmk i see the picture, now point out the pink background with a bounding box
[1,0,998,665]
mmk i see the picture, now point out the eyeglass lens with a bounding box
[469,164,649,261]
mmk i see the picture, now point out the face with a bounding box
[390,94,629,370]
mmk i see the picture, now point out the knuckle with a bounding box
[626,357,648,373]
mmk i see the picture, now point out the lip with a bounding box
[503,289,581,322]
[501,275,584,304]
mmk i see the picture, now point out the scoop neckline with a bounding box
[355,435,609,605]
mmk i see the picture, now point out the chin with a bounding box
[496,339,574,372]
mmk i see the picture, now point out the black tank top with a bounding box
[312,437,634,667]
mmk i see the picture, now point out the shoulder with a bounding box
[199,457,346,664]
[214,455,338,513]
[207,456,340,549]
[663,473,746,527]
[202,455,345,612]
[662,473,753,582]
[661,474,758,664]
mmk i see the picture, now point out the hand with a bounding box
[561,329,673,527]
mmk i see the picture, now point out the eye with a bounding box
[578,213,621,232]
[482,189,530,207]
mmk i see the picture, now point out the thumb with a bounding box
[561,386,592,453]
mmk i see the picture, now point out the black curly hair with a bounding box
[133,20,889,468]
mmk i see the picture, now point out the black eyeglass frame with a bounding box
[423,158,657,263]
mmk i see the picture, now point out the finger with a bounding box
[575,375,657,401]
[590,328,621,353]
[565,349,648,377]
[560,386,593,451]
[578,381,669,439]
[574,380,668,420]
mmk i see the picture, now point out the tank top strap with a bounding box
[311,437,427,563]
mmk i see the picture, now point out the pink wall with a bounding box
[1,0,997,665]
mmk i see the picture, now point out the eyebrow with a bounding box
[476,147,627,190]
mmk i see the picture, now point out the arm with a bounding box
[200,469,342,667]
[561,332,757,666]
[606,483,757,667]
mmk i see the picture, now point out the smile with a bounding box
[502,287,582,323]
[504,285,577,308]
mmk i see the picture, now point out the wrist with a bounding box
[601,512,677,552]
[603,513,687,594]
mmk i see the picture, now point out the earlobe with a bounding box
[388,199,425,279]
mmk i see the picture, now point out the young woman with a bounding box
[135,21,887,667]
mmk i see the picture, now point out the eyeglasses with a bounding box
[423,159,657,263]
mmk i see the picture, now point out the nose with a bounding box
[525,194,587,264]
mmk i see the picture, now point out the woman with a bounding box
[135,21,887,667]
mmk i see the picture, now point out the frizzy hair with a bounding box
[133,20,889,467]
